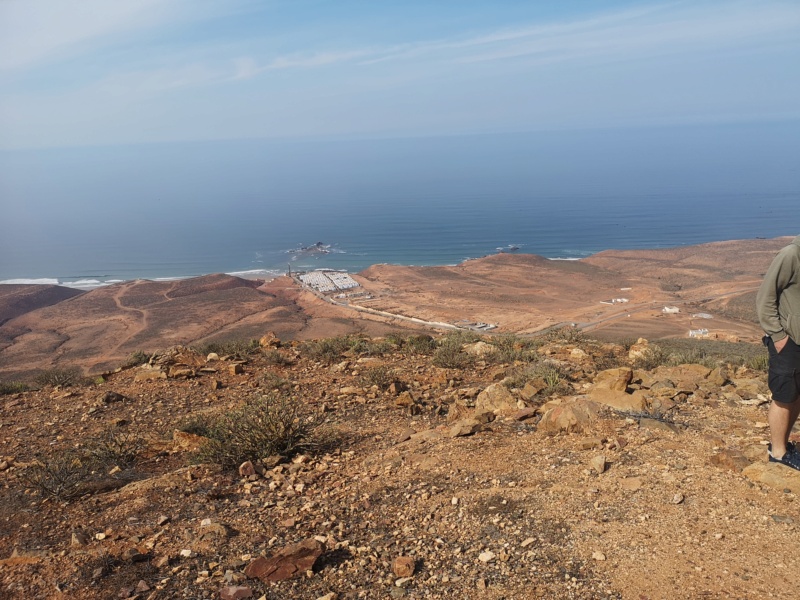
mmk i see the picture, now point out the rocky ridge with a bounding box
[1,332,799,599]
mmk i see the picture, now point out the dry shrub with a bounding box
[197,394,314,469]
[361,365,396,391]
[193,338,260,359]
[35,366,84,387]
[404,334,437,355]
[86,429,143,470]
[263,349,292,366]
[23,451,92,500]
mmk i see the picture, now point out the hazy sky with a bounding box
[1,0,799,149]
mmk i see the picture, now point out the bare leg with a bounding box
[769,398,800,458]
[788,400,800,443]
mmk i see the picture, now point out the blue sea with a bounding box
[1,122,798,290]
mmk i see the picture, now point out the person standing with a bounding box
[757,235,800,471]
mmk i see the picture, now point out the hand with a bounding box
[775,337,789,353]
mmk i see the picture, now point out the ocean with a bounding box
[1,122,798,290]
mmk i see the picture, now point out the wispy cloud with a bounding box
[2,0,799,148]
[212,1,800,89]
[0,0,170,70]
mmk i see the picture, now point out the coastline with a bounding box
[0,235,793,291]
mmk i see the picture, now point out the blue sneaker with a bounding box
[768,442,800,471]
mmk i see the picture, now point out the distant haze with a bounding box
[0,1,798,284]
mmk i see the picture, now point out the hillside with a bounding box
[1,331,798,599]
[0,275,421,380]
[0,284,84,326]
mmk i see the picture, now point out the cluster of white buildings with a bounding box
[298,271,359,293]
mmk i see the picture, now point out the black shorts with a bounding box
[764,335,800,403]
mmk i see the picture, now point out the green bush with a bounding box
[194,338,260,359]
[302,336,355,363]
[176,413,217,438]
[504,361,571,396]
[197,394,314,469]
[263,349,292,366]
[746,353,769,372]
[404,334,437,355]
[487,334,539,363]
[631,345,669,370]
[0,380,29,395]
[432,334,475,369]
[544,325,585,344]
[261,370,292,392]
[302,335,393,363]
[360,365,396,391]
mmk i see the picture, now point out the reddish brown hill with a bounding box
[0,274,421,380]
[0,284,84,325]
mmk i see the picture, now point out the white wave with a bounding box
[226,269,283,279]
[0,278,60,285]
[548,257,582,261]
[61,279,115,290]
[152,276,192,282]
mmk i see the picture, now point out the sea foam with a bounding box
[0,278,60,285]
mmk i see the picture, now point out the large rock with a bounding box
[593,367,633,391]
[538,399,600,434]
[628,339,651,361]
[475,383,520,415]
[589,368,647,411]
[449,419,482,438]
[742,462,800,492]
[244,539,325,582]
[463,341,497,358]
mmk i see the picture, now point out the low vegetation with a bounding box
[360,365,396,391]
[0,380,30,395]
[85,429,143,470]
[35,366,85,388]
[196,393,315,469]
[302,334,395,364]
[432,331,477,369]
[123,350,151,368]
[22,450,92,501]
[193,338,260,359]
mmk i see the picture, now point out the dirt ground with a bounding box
[1,333,799,599]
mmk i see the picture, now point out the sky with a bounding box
[1,0,799,149]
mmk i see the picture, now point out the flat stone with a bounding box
[743,462,800,493]
[134,369,166,381]
[449,419,482,438]
[244,538,324,582]
[709,450,751,472]
[512,407,537,421]
[219,585,254,600]
[619,477,642,491]
[639,418,681,434]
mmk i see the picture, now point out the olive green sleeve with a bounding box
[756,247,796,343]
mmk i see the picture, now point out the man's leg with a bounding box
[769,398,800,458]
